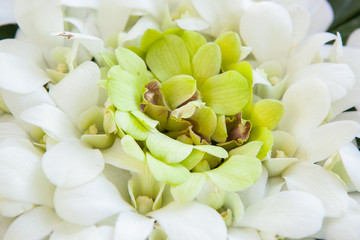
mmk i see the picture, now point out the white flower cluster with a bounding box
[0,0,360,239]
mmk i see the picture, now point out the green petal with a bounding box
[189,106,217,139]
[146,34,192,82]
[115,47,149,88]
[121,135,145,162]
[180,149,205,170]
[206,155,262,192]
[146,132,193,164]
[131,110,159,129]
[229,141,263,157]
[247,126,273,160]
[191,43,221,87]
[224,61,253,87]
[250,99,284,130]
[212,115,228,143]
[193,145,228,159]
[215,31,241,67]
[199,70,250,115]
[146,153,190,185]
[100,49,117,67]
[142,103,169,131]
[140,29,163,52]
[114,110,151,141]
[77,106,104,132]
[80,133,115,149]
[181,30,207,58]
[162,75,197,109]
[107,66,141,111]
[170,173,207,203]
[224,192,244,225]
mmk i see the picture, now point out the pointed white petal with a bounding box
[149,202,227,240]
[0,139,55,206]
[287,32,336,74]
[240,2,292,64]
[238,166,268,208]
[278,79,330,137]
[283,162,349,217]
[50,222,103,240]
[1,87,54,121]
[228,227,261,240]
[239,191,324,238]
[113,211,154,240]
[21,103,80,141]
[54,175,131,225]
[340,143,360,191]
[121,16,160,44]
[289,63,355,101]
[42,138,104,188]
[0,198,33,218]
[61,0,99,8]
[49,61,100,123]
[3,206,61,240]
[175,17,209,31]
[0,53,49,93]
[297,120,359,163]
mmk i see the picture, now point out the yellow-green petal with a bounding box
[162,75,197,110]
[229,141,263,157]
[181,30,207,58]
[189,106,217,140]
[146,34,192,82]
[146,153,190,185]
[247,126,273,160]
[115,47,149,89]
[199,70,250,115]
[180,149,205,170]
[250,99,284,130]
[114,110,151,141]
[206,155,262,192]
[212,115,228,143]
[107,66,141,111]
[191,43,221,87]
[140,29,163,52]
[131,110,159,129]
[170,173,207,203]
[215,31,241,67]
[146,132,193,164]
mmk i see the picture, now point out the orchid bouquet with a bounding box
[0,0,360,239]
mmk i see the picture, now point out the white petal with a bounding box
[0,215,13,240]
[239,191,324,238]
[97,0,130,41]
[0,53,49,93]
[3,206,61,240]
[0,122,28,142]
[113,211,154,240]
[0,139,55,206]
[314,210,360,240]
[175,17,210,31]
[49,61,100,123]
[0,198,33,218]
[287,32,336,74]
[278,79,330,137]
[0,0,15,25]
[347,28,360,48]
[61,0,99,8]
[149,202,227,240]
[289,63,355,101]
[0,39,46,68]
[21,103,80,141]
[42,138,104,188]
[54,175,131,225]
[121,16,160,44]
[340,143,360,191]
[50,222,104,240]
[14,0,63,48]
[240,2,292,64]
[1,87,54,121]
[297,120,359,163]
[228,227,261,240]
[305,0,334,35]
[237,166,268,208]
[112,0,164,18]
[283,162,349,217]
